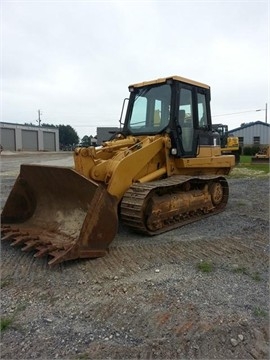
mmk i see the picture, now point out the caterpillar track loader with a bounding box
[1,75,235,266]
[212,124,241,164]
[251,145,270,164]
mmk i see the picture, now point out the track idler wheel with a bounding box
[209,181,225,206]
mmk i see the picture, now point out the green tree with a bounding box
[59,124,79,149]
[80,135,91,147]
[41,123,56,128]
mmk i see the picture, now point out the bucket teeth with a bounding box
[34,245,59,258]
[2,230,22,241]
[48,251,70,266]
[1,224,73,265]
[22,240,43,252]
[11,236,33,246]
[1,225,12,230]
[1,225,19,234]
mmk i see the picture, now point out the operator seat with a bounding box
[179,110,186,127]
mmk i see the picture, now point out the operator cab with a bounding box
[122,76,219,158]
[212,124,229,148]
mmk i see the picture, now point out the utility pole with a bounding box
[37,109,42,127]
[256,104,268,123]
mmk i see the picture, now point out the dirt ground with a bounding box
[0,152,269,360]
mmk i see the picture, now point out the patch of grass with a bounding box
[232,266,262,282]
[251,272,262,282]
[197,260,213,273]
[75,354,90,359]
[230,164,269,178]
[240,155,251,164]
[0,302,27,332]
[235,200,247,207]
[0,276,12,288]
[254,307,268,317]
[244,163,269,173]
[0,316,14,331]
[233,266,249,275]
[238,156,269,174]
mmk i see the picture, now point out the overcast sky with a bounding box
[2,1,269,139]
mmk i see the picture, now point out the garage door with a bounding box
[0,128,16,151]
[43,131,56,151]
[22,130,38,151]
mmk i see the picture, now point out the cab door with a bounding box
[177,86,197,157]
[178,88,194,155]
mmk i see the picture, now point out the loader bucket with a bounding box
[1,164,118,266]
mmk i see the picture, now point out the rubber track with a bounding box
[120,175,228,235]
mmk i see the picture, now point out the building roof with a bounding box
[228,121,270,133]
[130,75,210,90]
[0,121,57,130]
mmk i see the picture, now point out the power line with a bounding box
[213,109,263,117]
[213,103,267,123]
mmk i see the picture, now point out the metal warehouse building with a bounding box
[0,122,59,151]
[96,127,120,145]
[228,121,270,148]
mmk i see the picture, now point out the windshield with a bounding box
[127,84,171,134]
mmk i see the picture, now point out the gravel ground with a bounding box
[0,152,269,360]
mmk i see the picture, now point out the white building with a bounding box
[0,122,59,151]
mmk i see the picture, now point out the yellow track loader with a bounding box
[212,124,241,164]
[1,76,235,265]
[251,145,270,164]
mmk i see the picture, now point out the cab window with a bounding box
[128,84,171,134]
[178,88,193,152]
[197,93,208,127]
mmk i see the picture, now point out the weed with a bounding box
[232,267,262,282]
[0,317,14,331]
[251,272,262,282]
[235,200,250,207]
[0,302,27,332]
[76,354,90,359]
[254,307,268,317]
[0,276,12,289]
[197,260,213,273]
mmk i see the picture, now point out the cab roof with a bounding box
[130,75,210,90]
